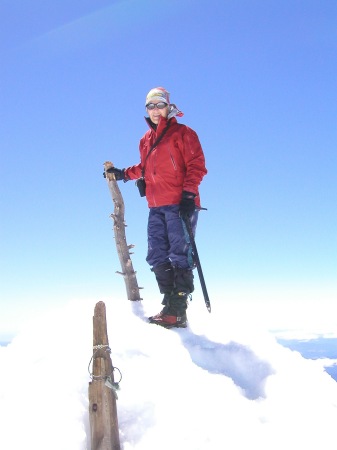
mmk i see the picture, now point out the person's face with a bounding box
[146,101,169,124]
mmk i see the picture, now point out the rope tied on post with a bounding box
[93,344,111,351]
[88,344,123,399]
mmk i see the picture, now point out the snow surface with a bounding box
[0,297,337,450]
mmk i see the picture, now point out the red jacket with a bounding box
[125,116,207,208]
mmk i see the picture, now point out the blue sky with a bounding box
[1,0,336,338]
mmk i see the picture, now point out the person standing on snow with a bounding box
[105,87,207,328]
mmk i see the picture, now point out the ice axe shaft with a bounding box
[183,215,211,313]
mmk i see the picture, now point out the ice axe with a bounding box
[183,211,211,313]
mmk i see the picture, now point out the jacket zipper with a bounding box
[169,153,177,170]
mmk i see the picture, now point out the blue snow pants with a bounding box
[146,205,198,269]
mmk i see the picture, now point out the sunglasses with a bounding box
[146,102,168,110]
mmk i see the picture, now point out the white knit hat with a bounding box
[145,87,170,105]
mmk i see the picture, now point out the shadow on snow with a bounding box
[131,302,274,400]
[174,328,274,400]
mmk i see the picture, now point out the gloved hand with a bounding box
[179,191,196,218]
[103,167,126,181]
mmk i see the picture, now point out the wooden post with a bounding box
[103,161,143,301]
[88,301,121,450]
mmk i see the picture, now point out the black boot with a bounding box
[173,267,194,295]
[150,262,174,318]
[149,267,194,328]
[151,262,174,300]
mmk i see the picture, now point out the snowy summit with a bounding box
[0,297,337,450]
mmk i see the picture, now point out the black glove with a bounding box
[179,191,196,218]
[103,167,126,181]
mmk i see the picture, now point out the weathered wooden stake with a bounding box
[88,301,121,450]
[104,161,143,301]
